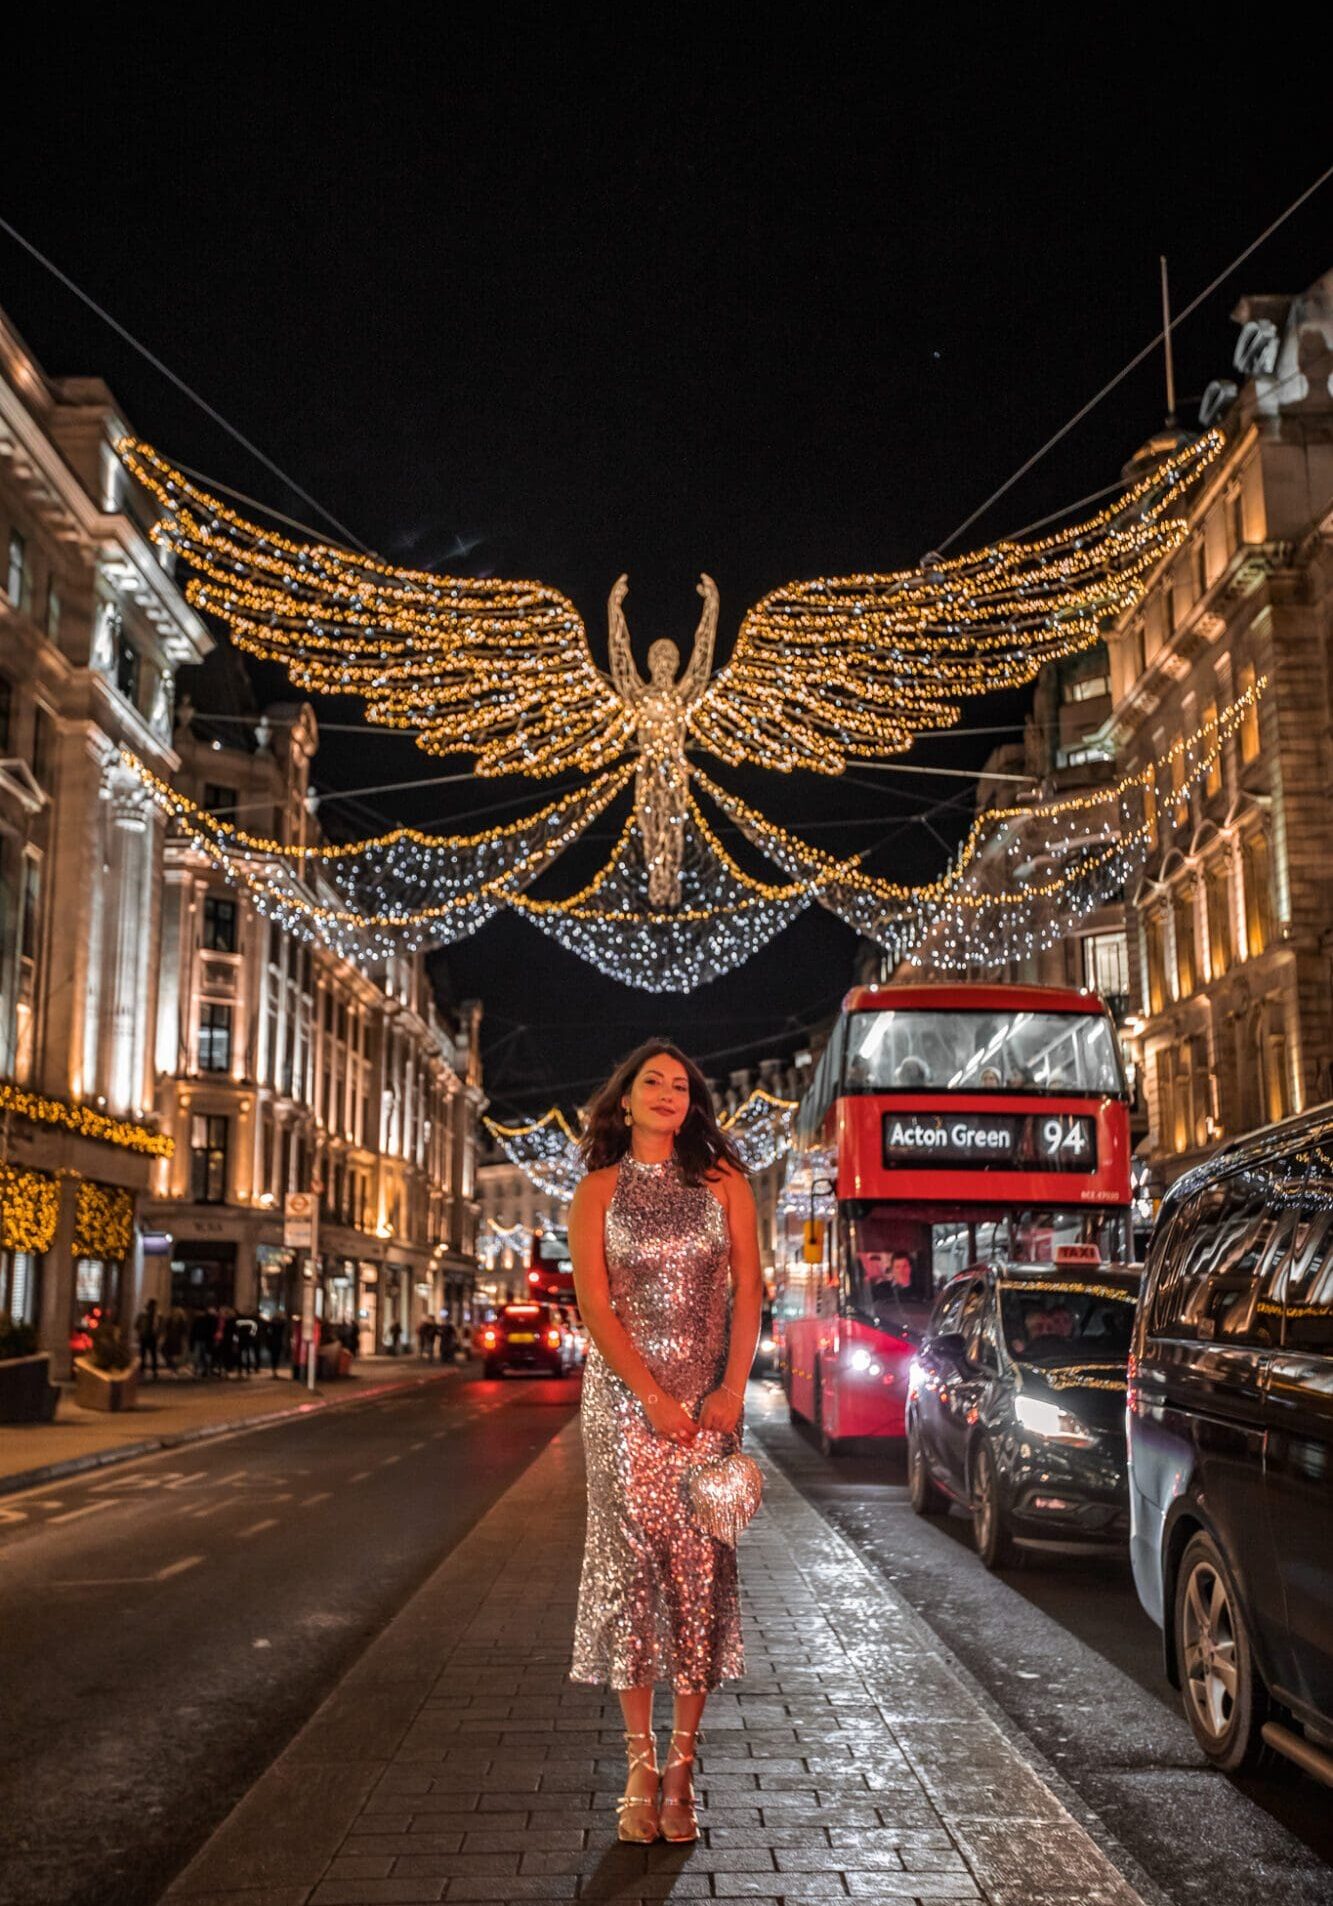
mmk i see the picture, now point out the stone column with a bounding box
[103,768,154,1118]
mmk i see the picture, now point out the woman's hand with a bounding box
[698,1387,743,1436]
[643,1390,698,1446]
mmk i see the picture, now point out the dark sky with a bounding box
[3,19,1329,1109]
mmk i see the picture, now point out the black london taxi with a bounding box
[478,1302,576,1378]
[906,1254,1140,1568]
[1129,1105,1333,1784]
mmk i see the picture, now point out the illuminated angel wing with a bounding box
[690,432,1222,774]
[119,442,632,779]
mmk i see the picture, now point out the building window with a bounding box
[1143,909,1168,1016]
[198,1002,233,1073]
[1238,663,1260,763]
[115,630,140,706]
[1261,1010,1290,1125]
[1202,701,1222,797]
[6,529,30,610]
[1082,930,1129,1003]
[1206,858,1234,978]
[1169,744,1189,828]
[1173,888,1197,999]
[30,704,55,789]
[1242,831,1274,957]
[190,1114,229,1203]
[203,783,236,816]
[45,581,61,643]
[202,895,238,953]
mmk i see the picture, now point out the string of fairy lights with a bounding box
[483,1086,798,1200]
[115,426,1231,989]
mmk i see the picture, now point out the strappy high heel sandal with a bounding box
[659,1727,700,1843]
[616,1729,661,1843]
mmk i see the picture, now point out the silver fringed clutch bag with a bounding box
[685,1430,763,1546]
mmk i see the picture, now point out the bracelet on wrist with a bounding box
[720,1383,744,1401]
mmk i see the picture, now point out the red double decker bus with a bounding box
[778,982,1132,1452]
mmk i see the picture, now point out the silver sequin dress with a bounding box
[570,1154,745,1692]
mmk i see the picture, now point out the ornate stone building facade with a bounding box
[142,667,485,1352]
[0,307,211,1372]
[0,301,486,1369]
[1110,270,1333,1190]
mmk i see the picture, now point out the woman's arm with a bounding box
[700,1167,764,1434]
[569,1172,698,1442]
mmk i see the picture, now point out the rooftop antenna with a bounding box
[1159,254,1178,427]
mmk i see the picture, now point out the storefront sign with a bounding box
[882,1111,1097,1172]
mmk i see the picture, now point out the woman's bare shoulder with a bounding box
[708,1159,754,1203]
[571,1165,618,1212]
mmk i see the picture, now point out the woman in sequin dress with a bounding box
[569,1041,764,1843]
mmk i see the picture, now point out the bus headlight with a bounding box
[1014,1395,1096,1447]
[847,1346,872,1373]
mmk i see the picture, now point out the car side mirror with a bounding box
[932,1331,969,1365]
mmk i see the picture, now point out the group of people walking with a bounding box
[133,1299,290,1379]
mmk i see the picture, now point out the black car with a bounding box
[907,1260,1140,1568]
[1129,1106,1333,1784]
[478,1302,575,1377]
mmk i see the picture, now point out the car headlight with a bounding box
[760,1337,775,1354]
[847,1345,872,1372]
[1014,1394,1097,1446]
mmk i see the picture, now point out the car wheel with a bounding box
[814,1364,844,1457]
[971,1437,1017,1569]
[1175,1530,1270,1773]
[907,1417,949,1516]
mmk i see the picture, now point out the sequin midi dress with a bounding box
[571,1154,744,1692]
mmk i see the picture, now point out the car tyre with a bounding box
[814,1364,845,1457]
[1174,1530,1271,1773]
[907,1417,949,1516]
[971,1437,1017,1569]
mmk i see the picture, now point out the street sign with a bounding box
[284,1191,316,1251]
[802,1219,825,1264]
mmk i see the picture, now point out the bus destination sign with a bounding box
[882,1111,1098,1172]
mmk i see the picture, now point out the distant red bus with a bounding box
[778,982,1132,1451]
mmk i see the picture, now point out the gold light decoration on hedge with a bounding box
[73,1180,136,1260]
[0,1083,173,1158]
[117,429,1222,988]
[0,1164,60,1254]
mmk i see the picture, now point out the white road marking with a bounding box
[156,1556,204,1579]
[348,1470,371,1483]
[300,1491,333,1507]
[379,1455,401,1467]
[236,1518,279,1539]
[409,1441,427,1451]
[49,1501,117,1525]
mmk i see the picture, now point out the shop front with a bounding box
[170,1239,237,1312]
[0,1162,57,1333]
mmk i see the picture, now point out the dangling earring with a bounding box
[624,1108,633,1128]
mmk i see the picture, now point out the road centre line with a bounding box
[156,1555,205,1579]
[348,1470,371,1482]
[300,1491,333,1507]
[379,1454,401,1466]
[237,1518,279,1538]
[48,1501,117,1524]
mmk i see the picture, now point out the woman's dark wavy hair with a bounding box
[580,1039,745,1185]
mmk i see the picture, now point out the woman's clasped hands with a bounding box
[644,1390,699,1445]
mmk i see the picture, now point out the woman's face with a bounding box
[623,1052,692,1138]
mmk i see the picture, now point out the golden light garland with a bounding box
[120,432,1219,779]
[0,1164,60,1254]
[115,429,1224,987]
[73,1180,136,1259]
[0,1083,173,1158]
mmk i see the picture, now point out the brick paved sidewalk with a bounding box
[0,1356,456,1494]
[159,1417,1151,1906]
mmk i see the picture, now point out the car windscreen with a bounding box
[999,1276,1138,1366]
[845,1008,1123,1096]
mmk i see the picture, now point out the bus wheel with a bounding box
[907,1418,948,1515]
[814,1366,844,1457]
[971,1438,1017,1569]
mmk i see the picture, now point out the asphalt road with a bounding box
[746,1378,1333,1906]
[0,1367,580,1906]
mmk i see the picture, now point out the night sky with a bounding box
[2,21,1329,1110]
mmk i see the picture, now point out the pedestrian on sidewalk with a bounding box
[162,1305,189,1377]
[568,1040,764,1845]
[134,1298,161,1380]
[189,1306,216,1379]
[439,1316,458,1363]
[265,1311,286,1376]
[235,1310,259,1377]
[417,1316,435,1359]
[388,1318,402,1357]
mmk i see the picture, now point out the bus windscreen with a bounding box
[845,1008,1123,1097]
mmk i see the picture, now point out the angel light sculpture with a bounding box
[115,433,1222,986]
